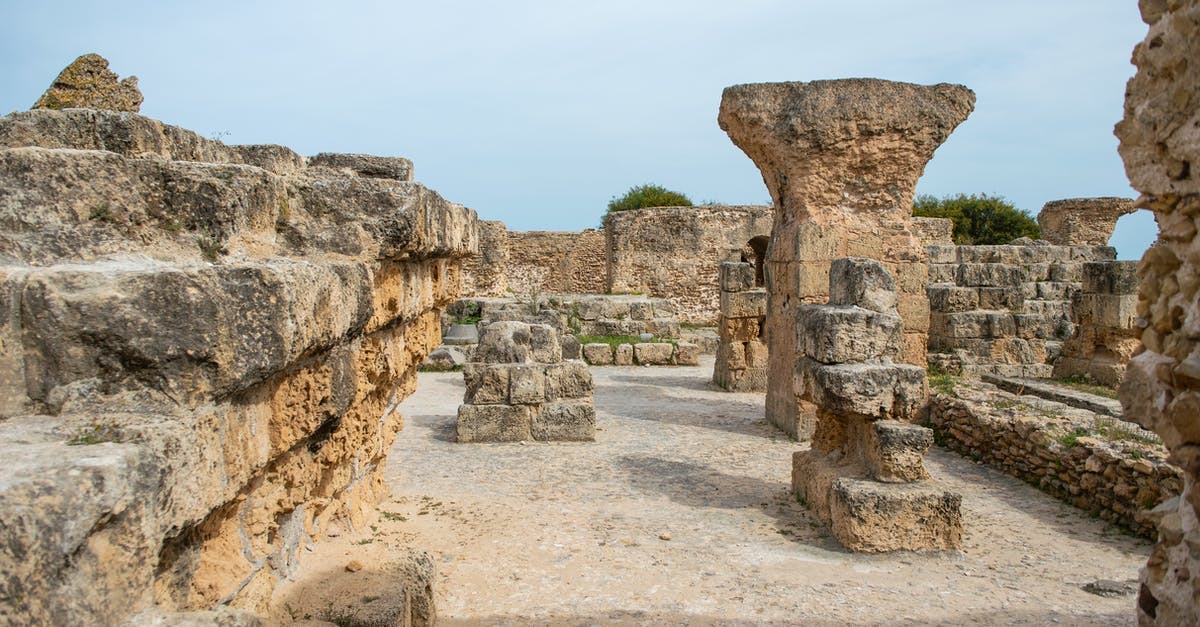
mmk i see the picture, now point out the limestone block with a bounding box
[897,292,931,333]
[561,334,581,360]
[977,287,1024,311]
[1081,260,1139,295]
[615,344,634,366]
[456,404,532,443]
[634,343,675,365]
[508,365,545,405]
[532,401,596,441]
[928,264,957,283]
[581,343,613,365]
[927,245,958,264]
[828,258,898,313]
[308,153,414,182]
[475,321,536,363]
[590,319,644,337]
[1080,294,1138,329]
[545,361,593,400]
[1047,262,1083,283]
[796,305,903,364]
[955,263,1024,287]
[927,285,979,313]
[746,340,769,369]
[423,346,466,371]
[530,324,562,364]
[718,341,748,371]
[719,290,767,318]
[720,262,755,292]
[867,421,934,483]
[801,361,926,420]
[720,316,761,341]
[674,342,700,366]
[646,318,681,339]
[1033,282,1074,301]
[827,478,963,552]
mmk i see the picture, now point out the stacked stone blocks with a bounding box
[791,258,961,552]
[1054,260,1140,387]
[457,321,595,442]
[713,261,768,391]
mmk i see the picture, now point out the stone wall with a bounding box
[927,243,1116,379]
[1114,1,1200,623]
[719,79,972,439]
[0,106,476,623]
[1038,197,1136,246]
[507,230,607,295]
[1054,260,1141,387]
[712,262,768,391]
[460,220,509,297]
[605,205,773,323]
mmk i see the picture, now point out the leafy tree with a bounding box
[606,184,692,215]
[913,193,1039,245]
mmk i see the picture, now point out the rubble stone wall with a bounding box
[507,230,607,295]
[0,108,476,624]
[1114,1,1200,623]
[927,243,1116,379]
[605,205,774,323]
[929,382,1178,538]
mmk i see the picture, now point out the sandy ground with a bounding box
[275,357,1149,626]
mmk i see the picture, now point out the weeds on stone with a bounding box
[67,421,122,446]
[926,363,959,395]
[197,233,225,262]
[1056,427,1090,448]
[88,202,114,222]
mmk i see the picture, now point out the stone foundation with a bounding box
[457,321,595,442]
[713,261,768,391]
[0,100,475,623]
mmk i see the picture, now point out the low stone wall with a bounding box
[605,205,773,323]
[1054,260,1140,387]
[0,107,475,623]
[927,243,1116,379]
[929,381,1179,538]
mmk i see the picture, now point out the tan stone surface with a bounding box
[1038,197,1136,246]
[1116,1,1200,623]
[719,79,973,438]
[32,53,143,112]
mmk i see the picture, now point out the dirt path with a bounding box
[281,357,1149,625]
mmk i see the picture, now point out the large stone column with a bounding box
[1114,1,1200,624]
[719,79,975,438]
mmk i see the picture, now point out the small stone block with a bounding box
[867,421,933,483]
[463,363,509,405]
[561,335,581,360]
[719,262,755,292]
[508,365,545,405]
[828,257,898,313]
[828,478,963,552]
[456,404,532,443]
[634,342,675,365]
[582,343,614,365]
[532,401,596,441]
[674,342,700,366]
[615,344,634,366]
[720,290,767,318]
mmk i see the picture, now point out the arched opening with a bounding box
[1108,209,1158,260]
[739,235,770,287]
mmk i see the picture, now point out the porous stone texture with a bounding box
[462,294,681,340]
[460,220,509,296]
[720,79,973,439]
[713,262,768,391]
[457,321,595,443]
[927,243,1116,380]
[929,380,1178,538]
[911,216,955,244]
[0,104,476,624]
[605,205,773,323]
[789,258,960,552]
[1054,260,1141,386]
[32,53,143,112]
[1114,1,1200,623]
[1037,197,1136,247]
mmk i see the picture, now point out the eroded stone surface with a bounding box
[32,53,143,112]
[1038,197,1136,246]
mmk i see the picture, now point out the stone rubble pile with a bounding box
[713,261,768,391]
[791,258,962,552]
[457,321,595,442]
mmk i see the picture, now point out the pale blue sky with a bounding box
[1,0,1157,259]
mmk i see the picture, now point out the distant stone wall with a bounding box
[460,220,509,297]
[606,205,773,324]
[507,230,607,295]
[927,243,1116,379]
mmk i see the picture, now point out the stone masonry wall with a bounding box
[460,220,509,297]
[506,230,607,295]
[929,381,1179,538]
[927,243,1116,379]
[1054,260,1141,387]
[1115,1,1200,623]
[712,262,768,391]
[605,205,774,323]
[719,79,973,439]
[0,106,476,624]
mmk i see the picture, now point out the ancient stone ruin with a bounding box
[1114,0,1200,622]
[457,321,595,442]
[713,261,768,391]
[1054,260,1141,386]
[791,258,961,551]
[0,70,476,623]
[719,78,974,438]
[32,53,143,112]
[1038,197,1136,247]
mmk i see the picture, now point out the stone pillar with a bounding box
[457,321,595,442]
[719,79,975,438]
[1053,260,1140,387]
[713,262,768,391]
[1115,2,1200,624]
[790,259,961,552]
[1037,197,1136,246]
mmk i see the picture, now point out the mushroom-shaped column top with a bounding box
[719,79,975,223]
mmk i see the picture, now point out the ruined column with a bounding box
[1115,1,1200,624]
[719,79,975,438]
[713,261,769,391]
[1037,197,1136,246]
[790,258,961,552]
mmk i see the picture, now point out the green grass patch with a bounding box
[926,363,959,395]
[1052,374,1119,399]
[576,334,676,349]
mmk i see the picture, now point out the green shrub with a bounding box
[913,193,1039,245]
[606,184,692,216]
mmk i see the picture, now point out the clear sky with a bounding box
[0,0,1157,259]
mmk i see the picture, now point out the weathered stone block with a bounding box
[720,316,761,341]
[977,287,1024,311]
[927,285,979,313]
[634,342,675,365]
[719,290,767,318]
[532,401,596,441]
[926,244,958,264]
[547,361,593,400]
[827,478,963,553]
[828,258,898,313]
[801,361,926,420]
[796,305,903,364]
[475,321,535,364]
[867,421,933,483]
[674,342,700,366]
[508,365,545,405]
[308,152,414,182]
[456,404,532,443]
[646,318,681,339]
[955,263,1024,287]
[560,334,581,360]
[1080,293,1138,329]
[745,340,769,369]
[928,264,957,283]
[1081,260,1139,294]
[581,343,613,365]
[614,344,634,366]
[720,261,755,292]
